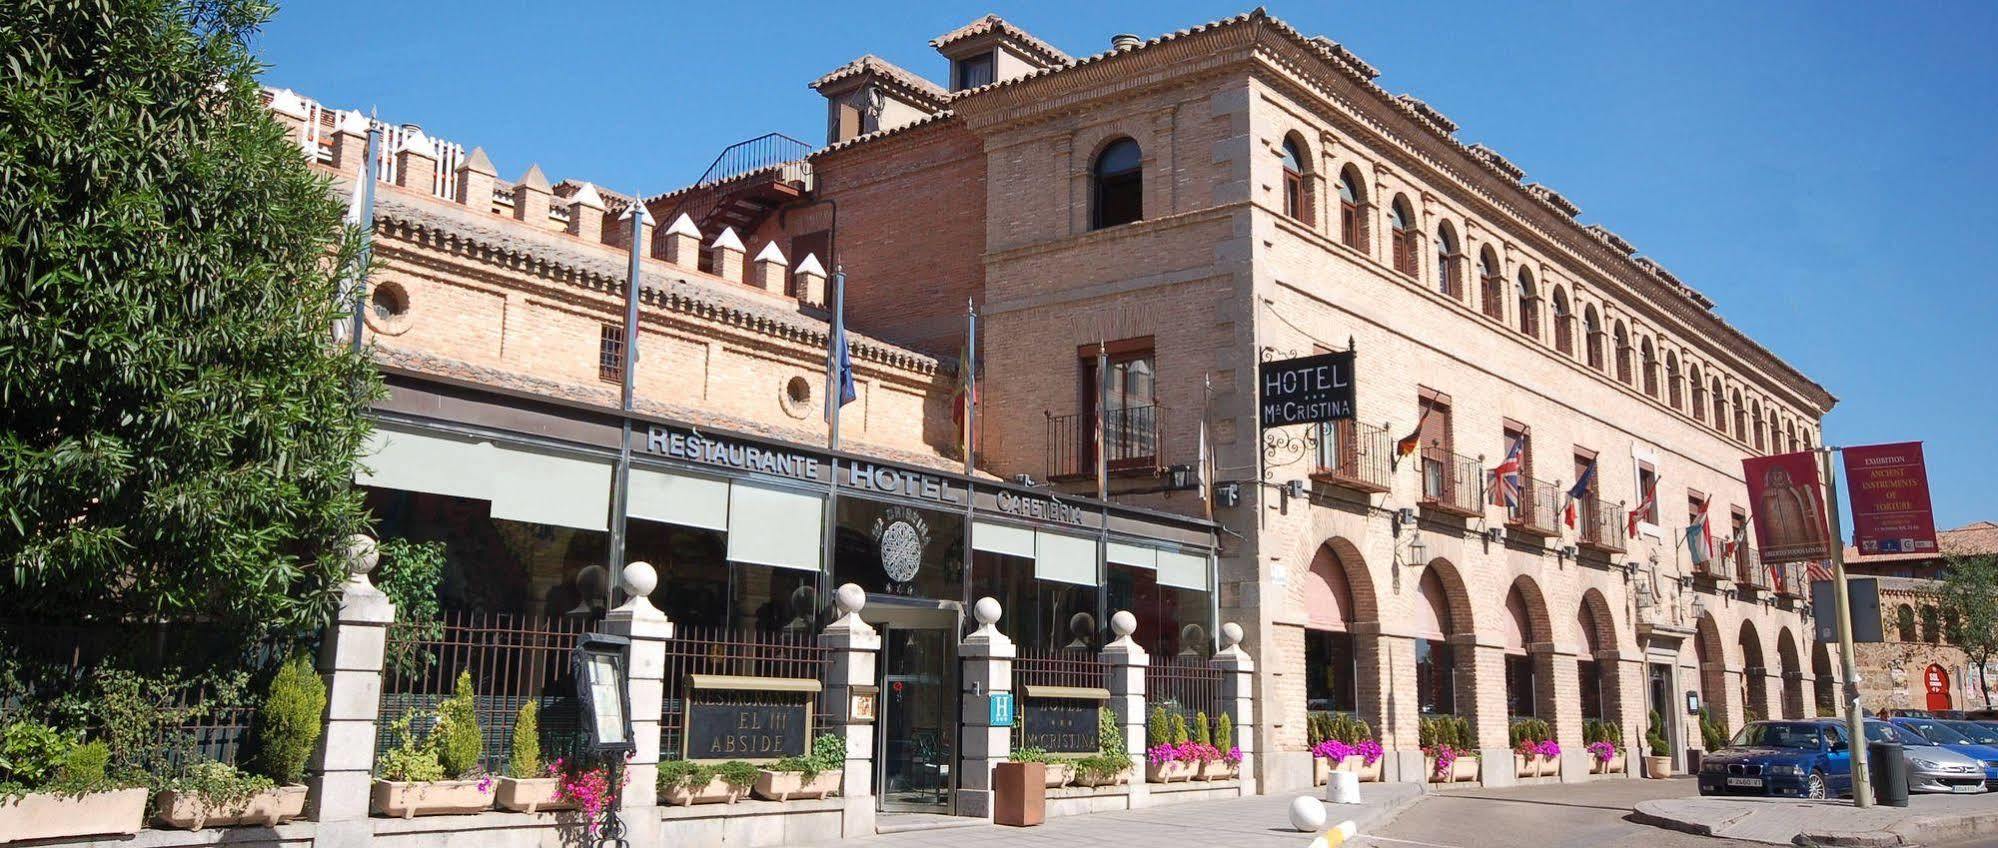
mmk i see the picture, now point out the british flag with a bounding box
[1490,437,1524,509]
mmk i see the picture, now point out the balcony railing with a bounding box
[1736,548,1772,591]
[1772,560,1807,598]
[1046,405,1166,481]
[1310,420,1392,493]
[1578,499,1627,553]
[1418,446,1483,517]
[1505,477,1561,537]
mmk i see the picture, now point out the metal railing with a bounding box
[659,625,833,762]
[1046,405,1165,480]
[1506,477,1561,534]
[265,88,467,200]
[1578,500,1627,553]
[1772,560,1807,597]
[377,611,592,775]
[1418,446,1484,516]
[1144,655,1222,745]
[1737,548,1772,590]
[1312,420,1393,492]
[657,133,816,232]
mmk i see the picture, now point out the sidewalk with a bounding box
[810,782,1426,847]
[1634,794,1998,846]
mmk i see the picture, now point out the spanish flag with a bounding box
[1391,405,1433,471]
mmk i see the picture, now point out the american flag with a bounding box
[1490,437,1524,509]
[1805,560,1836,583]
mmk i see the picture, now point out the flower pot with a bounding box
[1643,755,1672,779]
[1341,755,1382,782]
[1043,763,1074,789]
[1196,759,1234,781]
[1537,754,1560,777]
[1451,755,1480,782]
[1145,760,1195,783]
[371,779,493,819]
[1313,756,1330,786]
[660,775,745,807]
[0,787,147,842]
[155,784,308,829]
[1423,756,1450,783]
[1514,753,1536,779]
[752,769,840,802]
[1073,766,1127,788]
[494,776,576,814]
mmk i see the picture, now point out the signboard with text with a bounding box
[1259,351,1356,428]
[1018,699,1100,754]
[1842,441,1939,556]
[1742,451,1833,565]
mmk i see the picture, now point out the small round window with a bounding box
[781,376,813,418]
[363,281,412,335]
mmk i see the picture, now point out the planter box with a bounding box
[1423,756,1450,783]
[1591,753,1626,774]
[0,787,146,843]
[1313,756,1330,786]
[1072,768,1127,788]
[1043,763,1074,789]
[495,776,576,814]
[1643,755,1672,779]
[1452,755,1480,782]
[1514,753,1535,779]
[1333,755,1382,783]
[155,784,308,830]
[660,775,747,807]
[371,779,493,819]
[1537,754,1559,777]
[1145,760,1197,784]
[752,770,840,802]
[1195,760,1235,781]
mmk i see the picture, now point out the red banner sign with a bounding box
[1842,441,1939,556]
[1742,451,1832,565]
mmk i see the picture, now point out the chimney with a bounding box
[393,125,437,193]
[661,213,702,267]
[1111,33,1142,50]
[566,182,606,239]
[794,253,828,306]
[455,146,498,209]
[610,199,654,253]
[710,227,746,283]
[512,164,552,225]
[330,109,372,177]
[751,242,790,294]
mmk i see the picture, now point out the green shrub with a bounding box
[770,734,845,780]
[164,760,274,818]
[1215,713,1234,752]
[59,741,109,789]
[1193,711,1212,746]
[1453,717,1473,749]
[376,714,444,782]
[657,760,713,793]
[508,701,542,778]
[1169,713,1189,745]
[1010,746,1051,764]
[253,655,326,785]
[1148,706,1168,747]
[715,760,759,789]
[1099,707,1125,756]
[0,720,74,790]
[434,672,483,779]
[1698,707,1727,752]
[1645,710,1669,756]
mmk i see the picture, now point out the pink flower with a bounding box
[1224,746,1243,766]
[1146,743,1181,766]
[1535,740,1562,758]
[1355,740,1384,766]
[1586,740,1617,763]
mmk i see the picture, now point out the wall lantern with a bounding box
[1165,463,1196,491]
[1407,532,1428,565]
[1690,593,1708,621]
[1283,479,1306,500]
[1484,526,1505,545]
[1212,480,1241,508]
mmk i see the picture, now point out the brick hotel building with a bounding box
[273,7,1839,806]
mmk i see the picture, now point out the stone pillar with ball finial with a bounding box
[603,561,671,826]
[821,584,880,838]
[1211,622,1258,795]
[958,597,1015,820]
[308,535,395,834]
[1101,609,1151,808]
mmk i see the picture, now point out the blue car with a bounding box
[1698,720,1854,799]
[1932,719,1998,786]
[1889,717,1998,786]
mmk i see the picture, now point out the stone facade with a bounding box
[1846,522,1998,714]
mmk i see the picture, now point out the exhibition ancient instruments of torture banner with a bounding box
[1841,441,1939,556]
[1742,450,1833,565]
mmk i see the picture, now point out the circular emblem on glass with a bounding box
[871,505,931,585]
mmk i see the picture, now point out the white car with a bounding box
[1866,720,1988,794]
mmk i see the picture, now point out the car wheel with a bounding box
[1807,770,1827,800]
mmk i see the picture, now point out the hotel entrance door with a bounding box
[865,598,960,814]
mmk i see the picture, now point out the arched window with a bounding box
[1666,352,1682,408]
[1691,366,1707,421]
[1751,402,1766,452]
[1612,321,1632,384]
[1583,305,1604,370]
[1640,338,1659,398]
[1515,269,1539,338]
[1337,166,1368,250]
[1551,287,1573,355]
[1786,420,1798,452]
[1091,138,1143,230]
[1389,196,1420,278]
[1711,379,1727,434]
[1280,137,1307,222]
[1479,249,1505,321]
[1435,222,1462,299]
[1896,605,1917,642]
[1731,389,1747,441]
[1922,607,1941,643]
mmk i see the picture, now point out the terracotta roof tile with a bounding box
[809,54,949,109]
[930,14,1071,66]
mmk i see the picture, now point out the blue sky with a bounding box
[257,1,1997,531]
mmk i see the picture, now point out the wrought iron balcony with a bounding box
[1577,499,1627,554]
[1504,477,1561,537]
[1309,420,1392,494]
[1772,560,1807,598]
[1418,446,1484,518]
[1736,547,1772,592]
[1045,405,1166,481]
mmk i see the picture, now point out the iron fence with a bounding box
[1144,654,1222,744]
[1419,446,1484,516]
[658,625,833,762]
[1313,420,1393,492]
[377,611,592,775]
[1046,405,1166,480]
[1578,499,1627,553]
[1506,476,1561,534]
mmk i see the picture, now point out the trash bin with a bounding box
[1868,740,1909,807]
[993,761,1045,827]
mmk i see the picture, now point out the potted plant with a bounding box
[1144,710,1197,783]
[1643,710,1673,779]
[1010,747,1072,789]
[0,722,146,842]
[1205,714,1240,781]
[372,672,494,818]
[1509,718,1557,778]
[1072,709,1130,788]
[1584,719,1625,775]
[658,760,755,806]
[494,702,572,813]
[753,734,843,801]
[1306,713,1331,785]
[156,655,325,829]
[1449,716,1480,782]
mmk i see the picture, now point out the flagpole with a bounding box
[606,197,647,607]
[1095,337,1109,503]
[829,269,847,452]
[348,121,381,354]
[1821,445,1872,807]
[963,298,976,478]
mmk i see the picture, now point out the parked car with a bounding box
[1888,717,1998,786]
[1864,720,1988,794]
[1698,720,1854,799]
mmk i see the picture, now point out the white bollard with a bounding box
[1325,769,1361,804]
[1287,795,1328,832]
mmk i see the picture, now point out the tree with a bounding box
[1937,554,1998,708]
[0,0,379,633]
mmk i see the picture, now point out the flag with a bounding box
[1685,498,1713,564]
[1198,374,1215,520]
[825,273,857,426]
[1489,437,1524,509]
[951,301,977,464]
[1392,404,1434,471]
[1805,560,1835,583]
[1627,475,1658,538]
[1562,460,1597,529]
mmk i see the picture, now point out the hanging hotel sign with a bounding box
[1259,351,1355,428]
[1841,442,1939,556]
[682,674,820,762]
[1742,451,1833,565]
[1017,684,1108,754]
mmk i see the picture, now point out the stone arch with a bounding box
[1421,558,1477,638]
[1503,575,1559,728]
[1415,559,1480,727]
[1304,537,1379,627]
[1738,619,1770,721]
[1777,626,1805,719]
[1576,588,1625,727]
[1811,638,1837,715]
[1695,612,1731,728]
